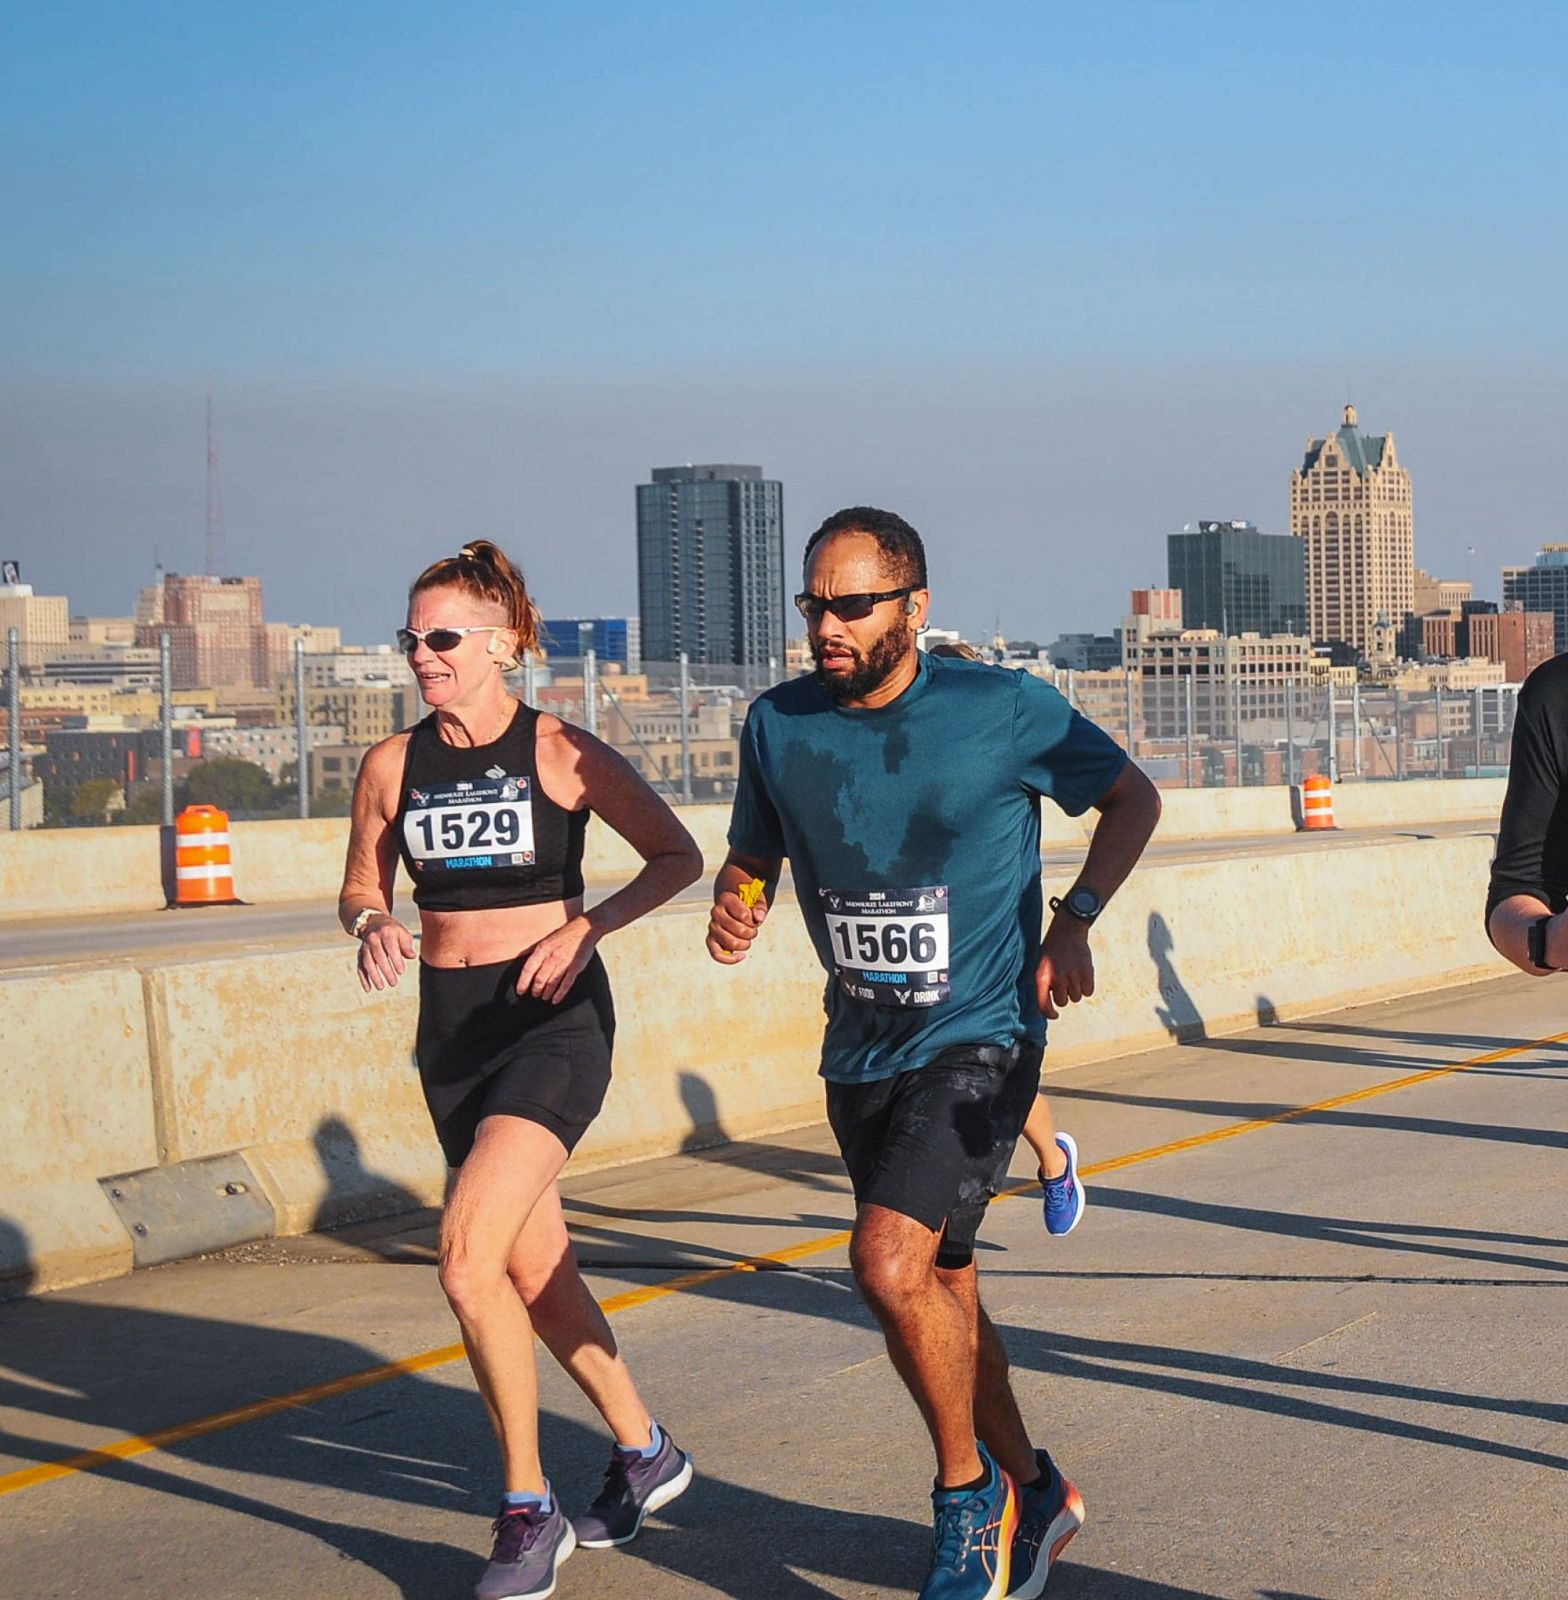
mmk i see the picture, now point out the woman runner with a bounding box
[340,540,702,1599]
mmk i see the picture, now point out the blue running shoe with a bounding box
[919,1443,1018,1600]
[1041,1132,1085,1237]
[1006,1450,1084,1599]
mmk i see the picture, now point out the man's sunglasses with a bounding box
[793,586,916,624]
[396,625,505,653]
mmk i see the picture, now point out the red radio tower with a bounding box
[205,384,227,577]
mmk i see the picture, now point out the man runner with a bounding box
[707,508,1160,1600]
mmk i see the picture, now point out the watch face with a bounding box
[1067,888,1102,919]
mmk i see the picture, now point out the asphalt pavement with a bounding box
[2,968,1563,1598]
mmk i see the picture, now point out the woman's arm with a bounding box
[523,719,703,999]
[339,737,417,991]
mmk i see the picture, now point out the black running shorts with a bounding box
[825,1039,1043,1269]
[414,953,615,1166]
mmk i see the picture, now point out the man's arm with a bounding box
[1037,761,1161,1018]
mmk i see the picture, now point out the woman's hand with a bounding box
[517,915,600,1003]
[357,916,417,992]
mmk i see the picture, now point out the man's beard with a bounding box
[812,616,913,704]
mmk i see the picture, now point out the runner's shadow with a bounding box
[1092,1185,1568,1275]
[0,1217,912,1598]
[1149,911,1206,1042]
[1001,1324,1568,1469]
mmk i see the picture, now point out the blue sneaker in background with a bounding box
[1041,1132,1085,1237]
[919,1442,1018,1600]
[1006,1449,1084,1599]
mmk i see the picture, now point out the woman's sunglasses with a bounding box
[793,586,916,624]
[396,625,504,654]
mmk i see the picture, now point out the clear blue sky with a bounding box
[3,1,1564,645]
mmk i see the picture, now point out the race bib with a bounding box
[820,884,951,1008]
[403,776,536,871]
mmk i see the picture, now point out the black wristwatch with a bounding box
[1050,887,1103,926]
[1527,915,1558,972]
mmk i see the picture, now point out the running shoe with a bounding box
[474,1499,575,1600]
[1006,1449,1085,1599]
[919,1443,1018,1600]
[571,1426,694,1548]
[1041,1132,1085,1236]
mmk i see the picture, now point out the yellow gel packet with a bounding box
[738,877,766,911]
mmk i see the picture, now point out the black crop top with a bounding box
[395,702,587,913]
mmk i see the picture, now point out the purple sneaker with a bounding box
[475,1499,575,1600]
[1041,1132,1085,1237]
[571,1426,694,1548]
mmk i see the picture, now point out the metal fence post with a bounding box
[6,627,19,830]
[1184,668,1196,788]
[584,649,598,737]
[294,638,309,818]
[1326,681,1337,783]
[160,630,175,826]
[1285,678,1296,789]
[1124,667,1135,755]
[1352,681,1362,777]
[1231,665,1241,786]
[523,650,537,707]
[1435,684,1445,779]
[678,652,692,805]
[1394,685,1405,780]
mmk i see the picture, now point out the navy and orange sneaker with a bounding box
[920,1443,1018,1600]
[1006,1449,1084,1598]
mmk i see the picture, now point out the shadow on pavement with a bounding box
[1090,1185,1568,1275]
[0,1243,918,1598]
[1001,1323,1568,1472]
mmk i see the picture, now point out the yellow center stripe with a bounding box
[3,1024,1560,1499]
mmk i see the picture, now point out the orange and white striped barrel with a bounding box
[173,804,239,905]
[1299,774,1336,831]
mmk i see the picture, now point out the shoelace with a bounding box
[930,1496,982,1571]
[490,1505,551,1562]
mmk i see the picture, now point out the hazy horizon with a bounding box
[4,3,1563,649]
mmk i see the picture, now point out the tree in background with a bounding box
[71,778,124,824]
[182,758,277,814]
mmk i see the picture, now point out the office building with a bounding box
[1167,520,1306,636]
[636,464,785,668]
[1467,607,1555,682]
[1290,405,1414,654]
[0,580,70,670]
[135,574,265,690]
[1503,546,1568,654]
[538,616,641,671]
[1043,633,1123,672]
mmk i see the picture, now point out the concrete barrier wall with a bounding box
[0,778,1508,920]
[0,829,1514,1299]
[0,966,157,1292]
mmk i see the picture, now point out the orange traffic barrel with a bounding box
[1299,773,1336,831]
[172,804,242,906]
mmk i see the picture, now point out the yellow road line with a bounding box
[4,1025,1562,1499]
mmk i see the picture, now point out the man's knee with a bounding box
[850,1212,939,1314]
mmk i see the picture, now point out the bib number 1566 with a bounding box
[829,917,941,968]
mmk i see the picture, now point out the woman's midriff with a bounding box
[417,897,584,969]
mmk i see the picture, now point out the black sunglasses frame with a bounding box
[793,586,917,624]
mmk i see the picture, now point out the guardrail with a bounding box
[0,828,1505,1299]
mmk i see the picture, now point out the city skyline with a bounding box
[3,6,1564,647]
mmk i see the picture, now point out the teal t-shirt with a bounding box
[728,651,1128,1083]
